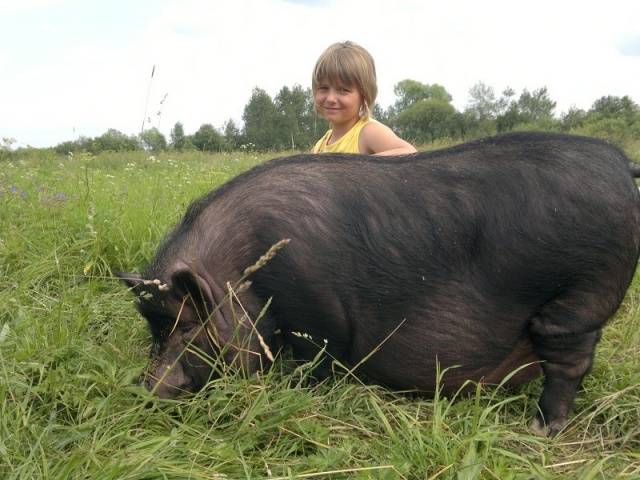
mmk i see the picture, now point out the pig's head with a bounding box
[119,263,262,398]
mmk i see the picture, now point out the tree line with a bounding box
[24,81,640,156]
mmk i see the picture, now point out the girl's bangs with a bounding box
[314,58,357,88]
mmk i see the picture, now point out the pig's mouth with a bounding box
[141,361,193,398]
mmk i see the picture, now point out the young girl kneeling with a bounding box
[311,41,417,156]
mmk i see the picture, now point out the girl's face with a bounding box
[314,81,363,128]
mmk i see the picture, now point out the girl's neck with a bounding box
[330,116,361,142]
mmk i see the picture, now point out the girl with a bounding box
[311,41,417,156]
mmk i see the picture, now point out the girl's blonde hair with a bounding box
[312,41,377,119]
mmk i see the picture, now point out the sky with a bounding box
[1,0,639,148]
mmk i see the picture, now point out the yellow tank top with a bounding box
[311,117,371,154]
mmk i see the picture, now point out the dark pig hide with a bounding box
[119,132,640,436]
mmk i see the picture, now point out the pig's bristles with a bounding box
[243,238,290,276]
[168,296,188,337]
[227,282,274,362]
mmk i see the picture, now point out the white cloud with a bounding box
[0,48,9,68]
[619,35,640,56]
[0,0,64,15]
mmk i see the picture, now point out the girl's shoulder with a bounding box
[360,118,391,135]
[359,119,417,155]
[358,119,397,152]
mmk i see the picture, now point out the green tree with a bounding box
[1,137,16,150]
[192,124,223,152]
[223,119,242,151]
[495,87,556,132]
[392,79,452,113]
[0,137,16,160]
[574,117,638,146]
[496,87,516,115]
[496,104,522,133]
[274,84,316,149]
[516,87,556,123]
[170,122,186,150]
[449,111,470,139]
[92,129,139,153]
[466,82,498,121]
[590,95,639,123]
[571,95,640,145]
[389,79,456,143]
[372,103,388,123]
[465,82,503,135]
[560,107,588,131]
[395,98,457,143]
[140,127,167,152]
[242,87,280,150]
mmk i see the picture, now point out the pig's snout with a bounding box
[142,361,193,399]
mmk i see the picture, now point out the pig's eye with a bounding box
[178,324,196,334]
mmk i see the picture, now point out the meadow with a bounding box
[1,145,639,479]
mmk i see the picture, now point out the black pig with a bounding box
[120,132,640,436]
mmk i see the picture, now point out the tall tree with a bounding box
[92,129,139,152]
[371,103,388,123]
[0,137,16,160]
[393,79,452,113]
[561,107,588,131]
[389,79,456,143]
[466,82,498,122]
[497,87,516,115]
[243,87,280,150]
[274,84,316,149]
[573,95,640,144]
[140,127,167,152]
[192,124,223,152]
[394,98,457,143]
[465,82,506,135]
[223,119,242,151]
[590,95,639,123]
[516,87,556,123]
[170,122,186,150]
[496,87,556,132]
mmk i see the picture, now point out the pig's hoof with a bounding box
[530,417,565,438]
[529,417,548,436]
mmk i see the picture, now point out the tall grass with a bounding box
[1,148,638,479]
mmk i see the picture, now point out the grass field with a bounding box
[1,146,639,479]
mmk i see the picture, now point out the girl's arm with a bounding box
[359,121,417,156]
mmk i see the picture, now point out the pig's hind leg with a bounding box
[528,286,616,437]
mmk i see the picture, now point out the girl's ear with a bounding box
[360,100,369,118]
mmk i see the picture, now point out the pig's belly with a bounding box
[353,335,542,393]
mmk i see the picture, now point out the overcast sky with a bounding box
[1,0,639,148]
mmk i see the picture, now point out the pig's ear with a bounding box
[116,271,144,292]
[171,268,215,319]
